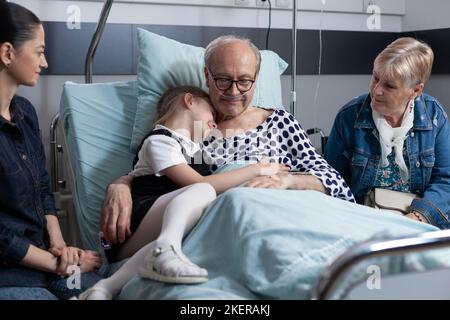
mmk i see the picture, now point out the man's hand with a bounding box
[246,172,293,189]
[100,176,133,244]
[256,157,290,176]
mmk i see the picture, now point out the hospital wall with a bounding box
[13,0,450,162]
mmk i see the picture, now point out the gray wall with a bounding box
[280,75,371,135]
[403,0,450,31]
[426,76,450,117]
[280,74,450,139]
[402,0,450,118]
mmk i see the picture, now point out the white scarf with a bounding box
[372,100,414,182]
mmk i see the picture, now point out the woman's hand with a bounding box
[48,239,66,252]
[246,172,293,189]
[405,211,428,224]
[49,246,83,277]
[50,247,102,276]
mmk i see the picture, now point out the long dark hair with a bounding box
[0,1,42,48]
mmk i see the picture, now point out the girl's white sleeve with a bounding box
[143,135,187,177]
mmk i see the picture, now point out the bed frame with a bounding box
[312,229,450,299]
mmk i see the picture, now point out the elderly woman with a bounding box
[324,37,450,229]
[100,35,354,246]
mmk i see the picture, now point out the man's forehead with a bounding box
[210,54,256,74]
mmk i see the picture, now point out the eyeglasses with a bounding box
[207,69,256,92]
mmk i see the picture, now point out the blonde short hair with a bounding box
[374,37,434,87]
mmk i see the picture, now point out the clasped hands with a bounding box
[48,243,102,277]
[248,157,293,189]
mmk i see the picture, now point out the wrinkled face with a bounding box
[192,97,217,139]
[205,42,257,121]
[8,24,48,87]
[369,64,415,118]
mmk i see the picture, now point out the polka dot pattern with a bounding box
[202,109,355,202]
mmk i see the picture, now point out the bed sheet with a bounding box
[118,186,449,300]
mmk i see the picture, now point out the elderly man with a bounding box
[100,35,354,246]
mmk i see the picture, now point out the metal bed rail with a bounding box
[85,0,114,84]
[291,0,297,117]
[311,229,450,300]
[50,0,114,193]
[49,0,114,246]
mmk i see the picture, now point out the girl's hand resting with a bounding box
[78,250,103,273]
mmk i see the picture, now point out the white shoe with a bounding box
[138,243,208,284]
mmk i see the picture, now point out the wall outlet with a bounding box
[235,0,250,6]
[275,0,291,9]
[256,0,269,8]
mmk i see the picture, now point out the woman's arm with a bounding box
[0,222,32,265]
[163,161,287,194]
[409,105,450,227]
[324,112,352,183]
[20,244,59,274]
[46,215,66,249]
[31,106,58,217]
[21,243,101,276]
[405,211,428,223]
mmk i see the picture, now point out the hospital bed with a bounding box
[54,0,450,300]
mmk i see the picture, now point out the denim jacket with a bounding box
[325,93,450,229]
[0,96,57,287]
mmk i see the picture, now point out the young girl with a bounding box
[78,86,287,299]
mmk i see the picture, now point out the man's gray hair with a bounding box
[204,35,262,74]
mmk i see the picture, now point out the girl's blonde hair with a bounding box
[153,85,211,127]
[374,37,434,88]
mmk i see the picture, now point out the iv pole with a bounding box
[291,0,298,117]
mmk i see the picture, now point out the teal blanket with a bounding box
[118,187,449,300]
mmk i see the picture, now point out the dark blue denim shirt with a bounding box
[325,93,450,229]
[0,95,57,287]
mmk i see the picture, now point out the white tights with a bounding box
[92,183,216,298]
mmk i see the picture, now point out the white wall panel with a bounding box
[403,0,450,31]
[363,0,405,15]
[14,0,403,31]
